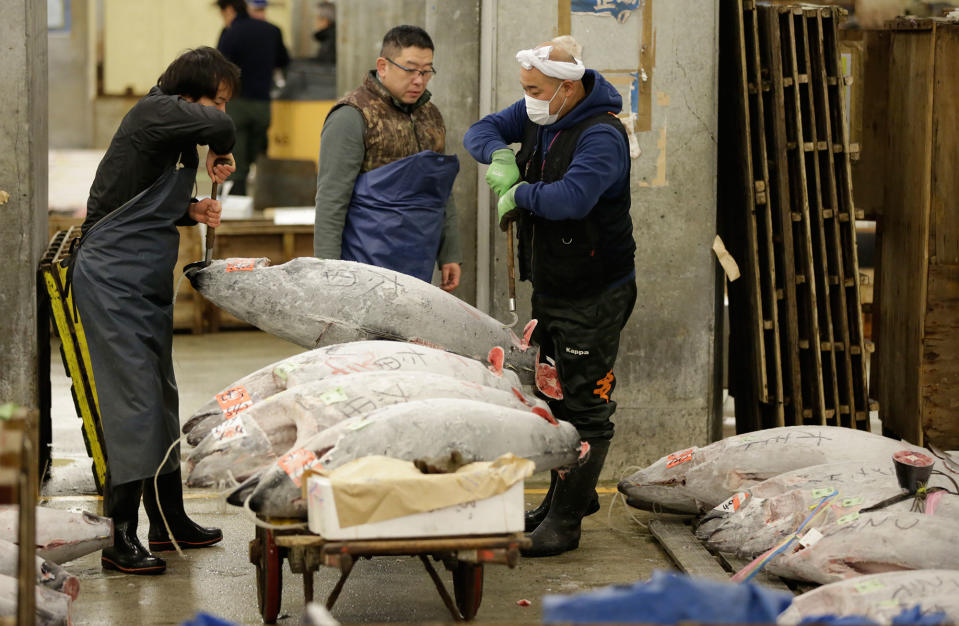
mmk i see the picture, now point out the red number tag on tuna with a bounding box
[215,386,253,417]
[226,259,256,272]
[278,449,319,487]
[666,448,694,469]
[713,492,747,513]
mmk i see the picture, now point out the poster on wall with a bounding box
[571,0,642,24]
[48,0,71,31]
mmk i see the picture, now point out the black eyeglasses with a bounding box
[385,57,437,79]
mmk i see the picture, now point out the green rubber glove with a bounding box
[497,182,528,232]
[486,149,521,197]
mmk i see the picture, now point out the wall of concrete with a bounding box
[335,0,721,476]
[0,0,48,407]
[48,0,93,148]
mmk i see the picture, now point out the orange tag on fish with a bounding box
[215,386,253,417]
[666,448,694,469]
[226,259,256,272]
[713,492,747,513]
[278,449,319,487]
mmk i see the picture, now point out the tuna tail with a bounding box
[509,319,537,351]
[183,260,209,288]
[226,474,262,508]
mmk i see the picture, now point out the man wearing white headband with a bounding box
[464,40,636,557]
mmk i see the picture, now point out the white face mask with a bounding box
[524,84,568,126]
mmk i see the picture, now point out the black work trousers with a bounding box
[531,278,637,440]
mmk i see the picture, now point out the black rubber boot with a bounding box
[524,471,602,532]
[143,468,223,551]
[101,480,166,575]
[521,439,611,558]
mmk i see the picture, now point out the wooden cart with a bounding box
[248,526,530,623]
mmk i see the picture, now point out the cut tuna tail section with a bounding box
[509,319,537,351]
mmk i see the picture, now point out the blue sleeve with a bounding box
[463,99,529,163]
[514,125,629,221]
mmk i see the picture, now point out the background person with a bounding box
[313,25,462,291]
[73,47,238,575]
[463,39,637,557]
[216,0,290,196]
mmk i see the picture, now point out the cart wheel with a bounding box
[251,527,283,623]
[452,562,484,621]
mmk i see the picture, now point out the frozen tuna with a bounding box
[0,507,112,565]
[698,460,959,555]
[185,257,537,380]
[618,426,928,514]
[182,340,523,446]
[0,539,78,600]
[764,510,959,584]
[236,398,580,519]
[778,570,959,624]
[185,370,550,488]
[0,573,71,626]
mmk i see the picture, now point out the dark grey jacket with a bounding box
[83,86,235,233]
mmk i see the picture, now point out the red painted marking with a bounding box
[225,259,257,272]
[516,599,532,607]
[511,388,532,406]
[531,406,559,425]
[487,347,505,376]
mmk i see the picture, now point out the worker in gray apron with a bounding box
[72,47,239,575]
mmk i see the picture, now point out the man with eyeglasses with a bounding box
[314,25,462,291]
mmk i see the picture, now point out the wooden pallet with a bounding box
[721,0,873,430]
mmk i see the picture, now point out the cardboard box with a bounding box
[306,475,524,540]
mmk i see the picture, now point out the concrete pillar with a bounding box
[0,0,48,406]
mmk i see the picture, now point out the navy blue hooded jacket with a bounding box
[463,69,630,222]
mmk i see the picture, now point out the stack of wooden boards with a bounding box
[719,1,872,432]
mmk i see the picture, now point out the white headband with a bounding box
[515,46,585,81]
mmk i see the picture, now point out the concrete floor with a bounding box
[42,330,674,625]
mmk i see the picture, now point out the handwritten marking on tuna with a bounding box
[666,449,694,469]
[322,269,358,287]
[225,259,256,272]
[216,386,253,417]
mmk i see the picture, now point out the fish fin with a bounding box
[487,347,505,375]
[578,440,591,462]
[531,406,559,425]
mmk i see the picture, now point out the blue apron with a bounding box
[71,163,195,486]
[340,150,459,282]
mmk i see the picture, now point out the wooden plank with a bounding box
[820,13,875,431]
[648,520,729,581]
[848,31,891,221]
[931,25,959,266]
[922,265,959,448]
[808,10,859,429]
[777,6,828,424]
[759,5,804,426]
[745,2,786,426]
[876,25,936,445]
[794,10,841,427]
[718,0,768,430]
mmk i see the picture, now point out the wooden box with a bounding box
[873,19,959,447]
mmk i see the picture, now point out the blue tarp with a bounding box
[542,570,793,624]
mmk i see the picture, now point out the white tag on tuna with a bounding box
[799,527,824,548]
[713,492,748,513]
[211,415,248,442]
